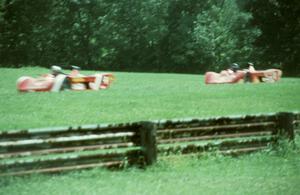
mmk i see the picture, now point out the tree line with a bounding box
[0,0,299,75]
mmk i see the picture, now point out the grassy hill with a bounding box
[0,67,300,130]
[0,67,299,195]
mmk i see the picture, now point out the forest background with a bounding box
[0,0,299,76]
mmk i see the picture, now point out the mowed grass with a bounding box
[0,67,300,130]
[0,67,300,195]
[1,149,300,195]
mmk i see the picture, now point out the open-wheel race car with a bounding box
[17,66,115,92]
[204,63,282,84]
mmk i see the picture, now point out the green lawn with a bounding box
[0,67,300,130]
[0,67,300,195]
[1,149,300,195]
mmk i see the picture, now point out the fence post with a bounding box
[277,112,294,141]
[140,121,157,166]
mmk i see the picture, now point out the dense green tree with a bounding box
[1,0,297,75]
[0,0,52,66]
[43,0,106,69]
[244,0,300,76]
[100,0,169,71]
[193,0,260,71]
[156,0,205,72]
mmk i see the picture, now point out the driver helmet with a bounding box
[247,62,255,71]
[51,65,62,75]
[230,63,240,72]
[71,65,81,70]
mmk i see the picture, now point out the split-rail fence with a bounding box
[0,112,299,176]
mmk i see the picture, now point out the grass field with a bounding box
[0,67,300,130]
[1,149,300,195]
[0,67,300,194]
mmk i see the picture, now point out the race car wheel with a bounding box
[244,72,251,83]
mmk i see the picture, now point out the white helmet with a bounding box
[51,65,62,74]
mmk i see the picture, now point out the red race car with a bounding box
[205,64,282,84]
[17,66,115,92]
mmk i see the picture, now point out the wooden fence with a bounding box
[0,112,299,176]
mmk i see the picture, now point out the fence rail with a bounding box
[0,112,299,176]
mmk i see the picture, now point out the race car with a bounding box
[17,66,115,92]
[204,66,282,84]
